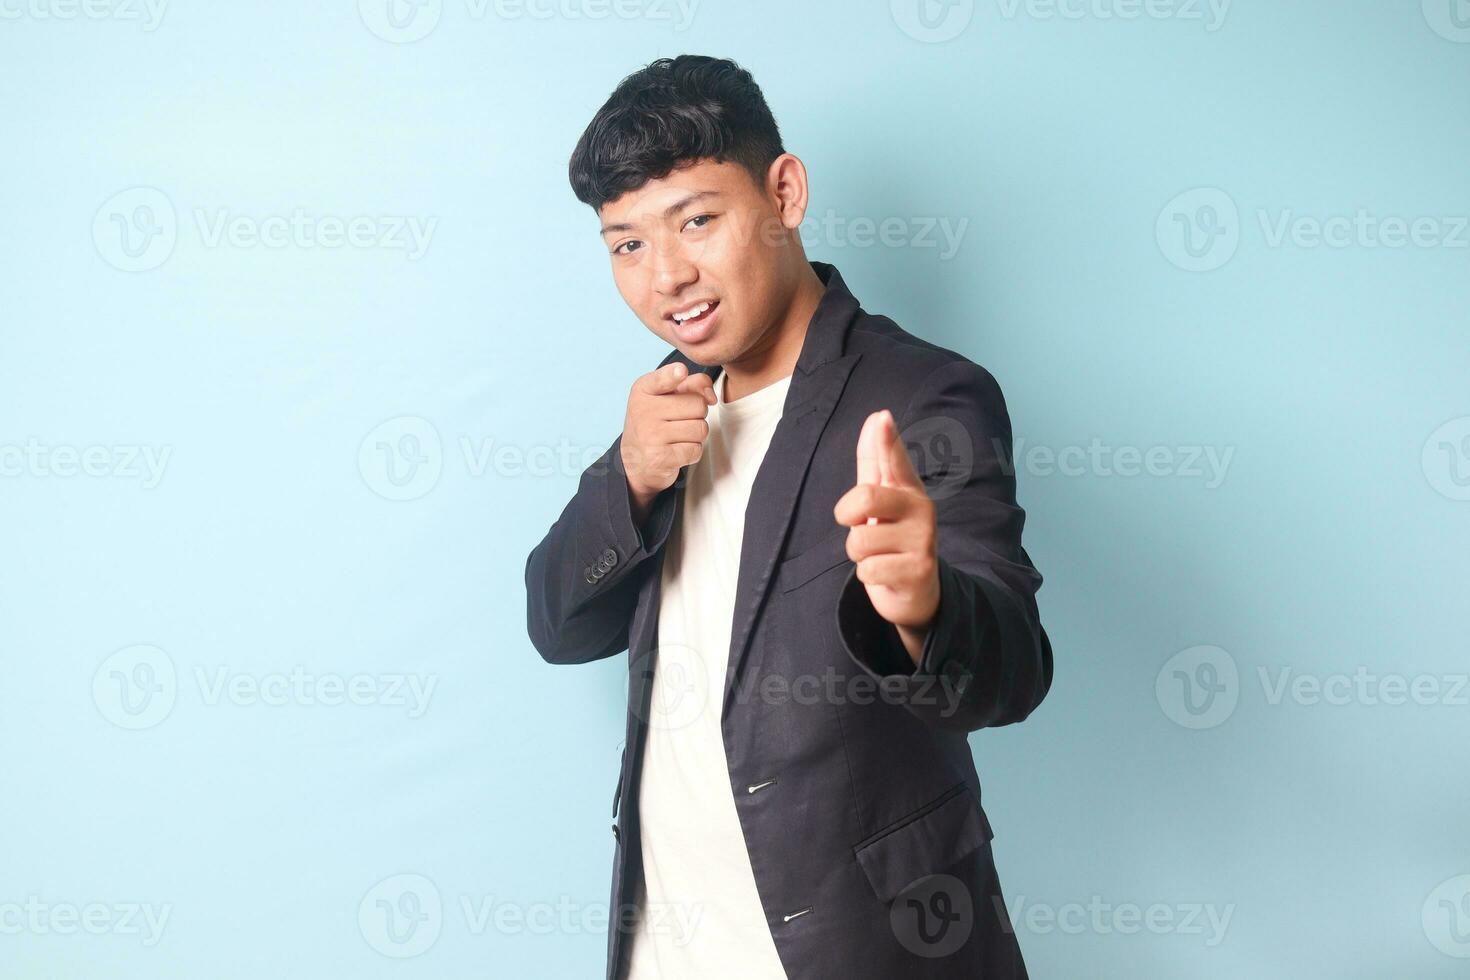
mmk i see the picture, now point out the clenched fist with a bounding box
[621,361,716,524]
[833,409,941,668]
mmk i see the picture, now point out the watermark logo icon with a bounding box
[632,644,710,731]
[1422,416,1470,501]
[892,0,974,42]
[891,873,973,957]
[1423,0,1470,42]
[93,188,177,272]
[1156,188,1239,272]
[1156,645,1239,729]
[359,874,443,957]
[1423,875,1470,957]
[359,416,443,501]
[93,644,177,730]
[359,0,441,42]
[901,415,974,500]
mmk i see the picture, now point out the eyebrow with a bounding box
[600,190,721,236]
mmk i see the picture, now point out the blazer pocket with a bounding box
[777,527,852,593]
[851,782,995,904]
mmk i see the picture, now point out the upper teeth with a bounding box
[673,302,711,322]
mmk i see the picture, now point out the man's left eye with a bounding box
[684,214,715,231]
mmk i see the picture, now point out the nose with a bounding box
[649,239,698,298]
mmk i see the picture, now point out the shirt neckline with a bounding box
[717,372,792,418]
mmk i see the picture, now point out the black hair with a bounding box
[568,55,786,212]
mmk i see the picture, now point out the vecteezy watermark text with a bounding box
[0,897,171,946]
[93,188,437,272]
[891,0,1229,43]
[997,895,1234,946]
[1157,644,1470,730]
[1005,437,1234,488]
[358,0,699,43]
[1157,187,1469,272]
[92,645,439,730]
[0,439,170,488]
[0,0,166,29]
[357,874,702,958]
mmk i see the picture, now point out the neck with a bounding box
[721,262,826,402]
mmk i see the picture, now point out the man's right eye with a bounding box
[613,240,644,256]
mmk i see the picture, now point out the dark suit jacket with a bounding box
[525,260,1053,979]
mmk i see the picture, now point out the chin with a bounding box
[662,335,722,368]
[673,345,717,368]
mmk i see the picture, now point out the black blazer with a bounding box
[525,261,1053,979]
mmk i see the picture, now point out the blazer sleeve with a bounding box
[524,433,679,665]
[835,357,1054,733]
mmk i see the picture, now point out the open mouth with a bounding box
[669,300,719,325]
[669,300,721,341]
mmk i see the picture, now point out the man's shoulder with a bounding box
[846,309,1003,409]
[848,309,966,370]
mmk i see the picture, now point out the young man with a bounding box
[526,55,1053,980]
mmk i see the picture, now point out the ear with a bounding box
[766,153,811,231]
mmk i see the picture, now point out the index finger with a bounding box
[856,410,886,487]
[674,371,717,405]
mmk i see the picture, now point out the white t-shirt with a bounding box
[625,370,793,980]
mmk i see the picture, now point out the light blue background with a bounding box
[2,1,1468,977]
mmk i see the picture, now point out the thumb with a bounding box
[640,361,688,395]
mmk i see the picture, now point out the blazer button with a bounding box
[601,548,618,567]
[585,569,598,584]
[612,823,620,841]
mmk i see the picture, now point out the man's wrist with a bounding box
[627,482,657,528]
[894,622,930,669]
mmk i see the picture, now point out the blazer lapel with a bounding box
[662,261,866,723]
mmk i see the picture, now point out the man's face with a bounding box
[598,157,804,368]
